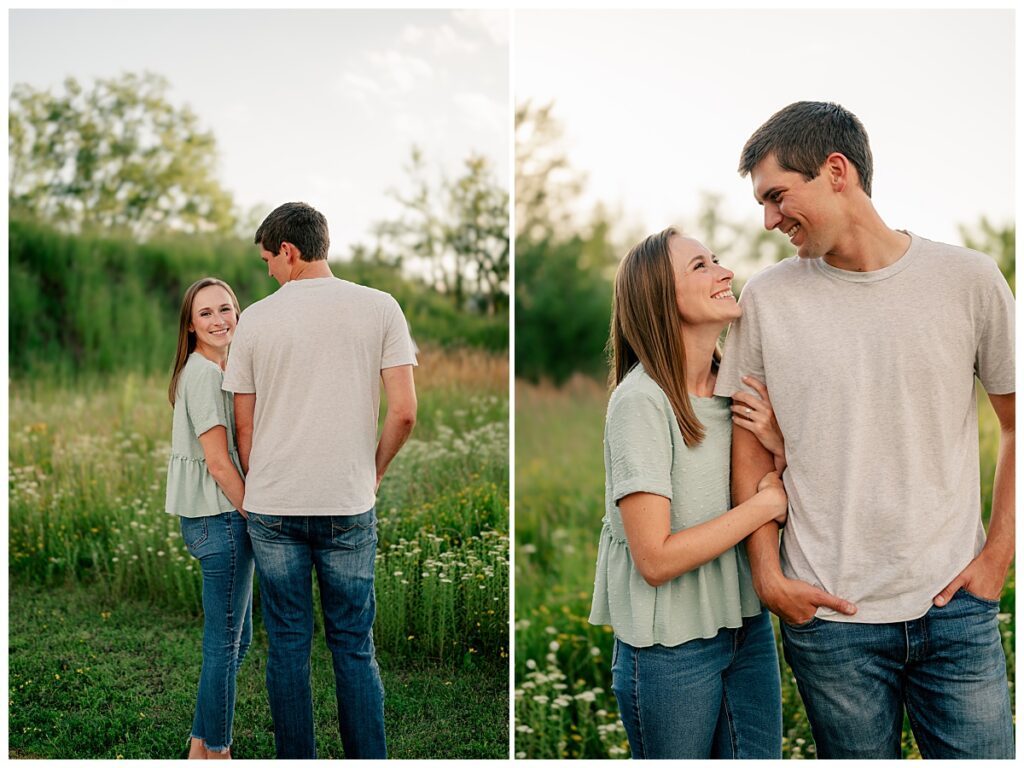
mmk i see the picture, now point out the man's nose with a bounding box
[763,203,782,231]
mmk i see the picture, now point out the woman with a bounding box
[165,277,253,760]
[589,228,787,759]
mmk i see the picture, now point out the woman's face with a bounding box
[189,284,238,352]
[669,235,740,327]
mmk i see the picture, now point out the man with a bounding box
[223,202,417,759]
[714,102,1014,759]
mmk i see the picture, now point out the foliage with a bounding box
[513,379,1014,759]
[959,217,1015,294]
[8,219,506,379]
[514,103,619,384]
[9,585,508,759]
[515,101,585,244]
[9,72,236,239]
[379,147,509,316]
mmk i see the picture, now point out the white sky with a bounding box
[9,9,509,257]
[516,9,1014,264]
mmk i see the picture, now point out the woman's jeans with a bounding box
[180,511,255,753]
[612,609,782,759]
[780,588,1014,759]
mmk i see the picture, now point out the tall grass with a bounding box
[9,347,509,665]
[9,219,507,379]
[513,377,1015,760]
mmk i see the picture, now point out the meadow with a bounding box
[513,376,1016,760]
[9,347,510,759]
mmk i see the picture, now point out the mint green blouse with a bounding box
[589,364,762,647]
[164,352,242,518]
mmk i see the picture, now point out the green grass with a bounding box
[8,584,508,759]
[513,377,1015,760]
[9,347,509,758]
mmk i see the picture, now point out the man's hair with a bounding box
[254,202,330,261]
[739,101,874,197]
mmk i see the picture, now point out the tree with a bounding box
[514,103,618,383]
[959,217,1015,295]
[515,101,585,244]
[378,147,509,315]
[9,71,236,239]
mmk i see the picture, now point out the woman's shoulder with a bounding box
[608,365,671,417]
[178,353,225,397]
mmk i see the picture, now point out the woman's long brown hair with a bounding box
[609,227,720,447]
[168,277,241,406]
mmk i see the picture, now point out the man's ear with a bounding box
[824,152,851,193]
[280,241,302,263]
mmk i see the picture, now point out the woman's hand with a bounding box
[756,470,788,527]
[731,376,786,471]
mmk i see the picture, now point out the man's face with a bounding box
[260,245,290,285]
[750,154,840,259]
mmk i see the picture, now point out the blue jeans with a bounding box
[180,511,255,753]
[611,609,782,759]
[781,588,1014,758]
[246,508,386,759]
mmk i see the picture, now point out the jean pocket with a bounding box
[330,514,377,550]
[958,587,1001,608]
[782,616,822,632]
[247,512,283,540]
[180,516,209,553]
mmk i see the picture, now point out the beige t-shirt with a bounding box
[715,233,1015,623]
[222,276,417,515]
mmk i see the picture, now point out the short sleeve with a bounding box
[605,389,674,504]
[183,364,230,439]
[714,281,765,399]
[975,260,1015,394]
[381,297,418,370]
[222,313,255,394]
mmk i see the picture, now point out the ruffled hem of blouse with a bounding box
[164,454,239,517]
[589,524,762,648]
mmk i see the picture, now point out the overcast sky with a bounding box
[9,9,509,257]
[516,9,1014,273]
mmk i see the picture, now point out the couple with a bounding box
[590,101,1015,759]
[164,202,418,759]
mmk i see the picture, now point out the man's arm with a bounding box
[234,393,256,476]
[734,423,857,623]
[934,391,1015,605]
[375,365,417,491]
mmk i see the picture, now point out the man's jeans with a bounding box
[611,609,782,758]
[247,508,386,759]
[180,511,254,753]
[781,588,1014,759]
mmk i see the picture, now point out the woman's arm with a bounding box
[198,425,246,516]
[620,472,786,588]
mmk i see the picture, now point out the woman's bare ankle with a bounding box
[187,737,207,759]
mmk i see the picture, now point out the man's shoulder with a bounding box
[913,233,1005,279]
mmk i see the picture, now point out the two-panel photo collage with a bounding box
[7,7,1017,763]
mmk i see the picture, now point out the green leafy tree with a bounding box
[960,217,1015,294]
[515,103,618,384]
[515,101,584,244]
[9,71,236,239]
[379,147,509,315]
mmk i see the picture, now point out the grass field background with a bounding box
[9,347,509,760]
[513,376,1015,760]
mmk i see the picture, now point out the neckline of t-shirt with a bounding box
[631,362,728,406]
[282,276,337,289]
[812,230,920,283]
